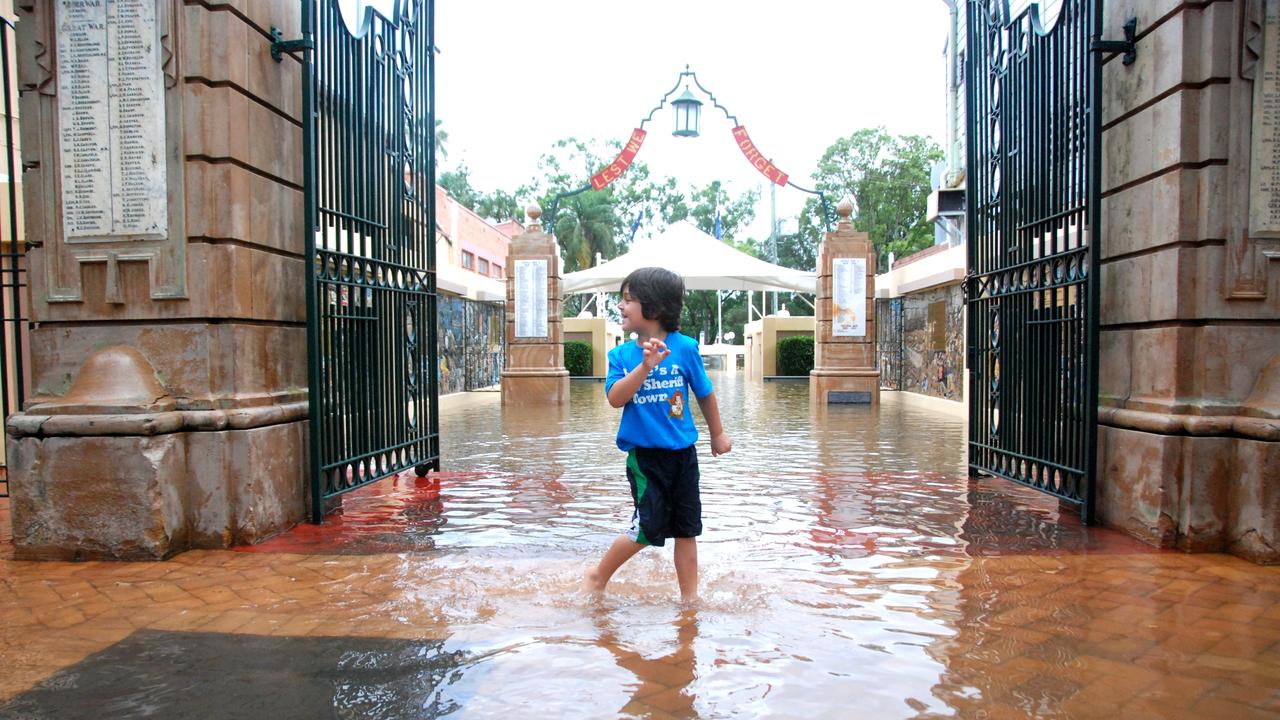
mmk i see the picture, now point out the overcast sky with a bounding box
[435,1,953,242]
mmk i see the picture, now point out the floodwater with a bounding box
[3,372,1279,719]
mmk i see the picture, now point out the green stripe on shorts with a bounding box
[627,449,651,546]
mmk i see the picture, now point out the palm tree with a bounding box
[434,118,448,163]
[551,190,617,274]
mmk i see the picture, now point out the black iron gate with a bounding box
[300,0,439,522]
[0,16,26,499]
[964,0,1103,522]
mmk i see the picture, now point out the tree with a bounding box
[438,164,482,211]
[801,128,943,272]
[434,118,448,163]
[475,189,522,223]
[552,188,617,274]
[656,180,758,340]
[438,164,522,222]
[449,134,767,326]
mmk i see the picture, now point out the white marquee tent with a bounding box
[560,221,816,295]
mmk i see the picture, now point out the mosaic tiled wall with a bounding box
[878,284,965,401]
[438,297,505,395]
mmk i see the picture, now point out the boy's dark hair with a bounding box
[621,267,683,332]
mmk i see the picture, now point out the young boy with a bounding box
[583,267,732,604]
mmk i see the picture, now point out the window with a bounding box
[478,258,489,275]
[494,264,503,278]
[462,251,474,269]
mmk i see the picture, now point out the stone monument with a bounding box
[501,203,569,405]
[6,0,308,559]
[811,199,880,406]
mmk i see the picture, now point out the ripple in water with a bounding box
[240,371,1169,718]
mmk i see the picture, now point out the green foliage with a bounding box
[434,118,448,162]
[652,180,758,241]
[476,189,522,223]
[801,128,943,272]
[550,188,618,274]
[438,165,482,211]
[438,164,521,222]
[564,340,593,377]
[776,335,815,376]
[436,133,768,330]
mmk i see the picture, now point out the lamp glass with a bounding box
[671,87,702,138]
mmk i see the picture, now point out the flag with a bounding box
[629,208,644,242]
[714,209,723,240]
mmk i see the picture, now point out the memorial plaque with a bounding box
[831,257,866,337]
[1250,0,1280,238]
[514,259,548,338]
[56,0,168,240]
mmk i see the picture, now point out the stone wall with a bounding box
[1097,0,1279,562]
[8,1,308,558]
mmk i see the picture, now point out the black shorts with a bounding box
[625,445,701,547]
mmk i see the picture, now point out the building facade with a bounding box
[434,187,512,395]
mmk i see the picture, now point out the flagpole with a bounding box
[716,290,723,347]
[714,208,723,346]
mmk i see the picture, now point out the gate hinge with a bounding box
[1091,18,1138,66]
[270,26,313,63]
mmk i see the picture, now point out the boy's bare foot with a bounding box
[581,567,605,597]
[679,593,700,608]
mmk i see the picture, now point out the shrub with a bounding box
[564,340,593,377]
[776,335,815,376]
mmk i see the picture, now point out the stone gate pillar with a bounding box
[1095,1,1280,562]
[811,199,880,406]
[501,204,569,405]
[6,1,307,559]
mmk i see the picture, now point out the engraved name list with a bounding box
[56,0,167,240]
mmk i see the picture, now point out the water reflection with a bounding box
[592,607,699,717]
[429,373,975,717]
[234,371,1268,718]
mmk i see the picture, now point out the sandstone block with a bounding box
[1102,83,1231,192]
[1102,3,1233,124]
[10,435,188,560]
[501,373,569,405]
[184,161,304,255]
[183,83,302,187]
[1097,424,1180,547]
[1227,438,1280,563]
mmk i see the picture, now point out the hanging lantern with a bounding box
[671,87,702,138]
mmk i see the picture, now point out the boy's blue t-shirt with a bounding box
[605,332,714,451]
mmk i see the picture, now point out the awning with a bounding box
[561,221,815,294]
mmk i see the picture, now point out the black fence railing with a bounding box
[438,296,504,395]
[877,298,904,391]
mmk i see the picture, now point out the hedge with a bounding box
[564,340,593,377]
[776,335,815,376]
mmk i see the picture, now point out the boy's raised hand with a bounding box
[641,339,670,369]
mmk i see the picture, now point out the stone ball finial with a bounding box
[837,197,855,219]
[526,202,542,223]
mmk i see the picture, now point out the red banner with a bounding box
[731,126,788,186]
[590,129,647,190]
